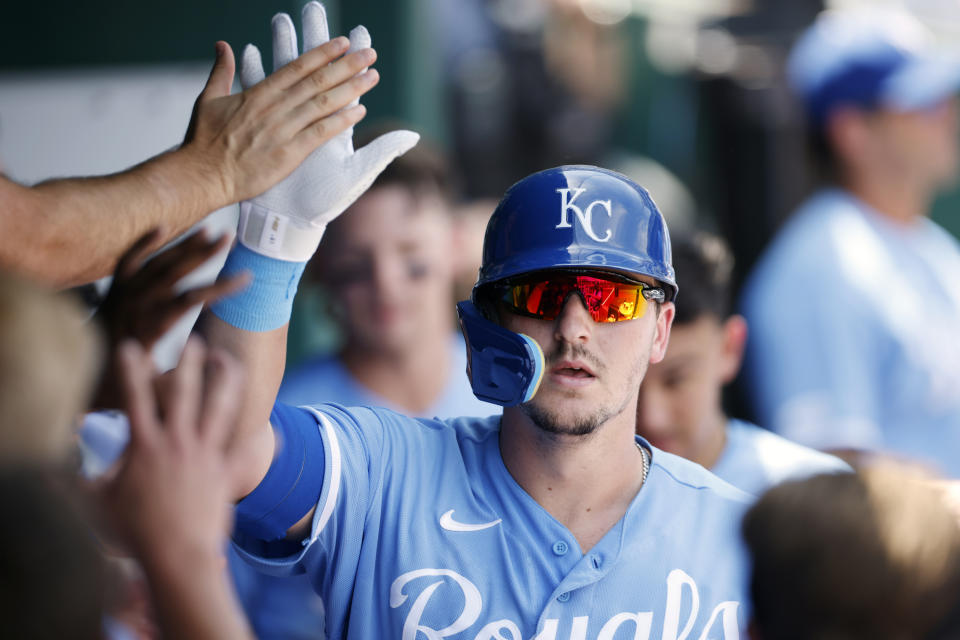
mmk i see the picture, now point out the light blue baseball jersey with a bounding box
[231,335,499,639]
[742,188,960,477]
[711,419,850,497]
[233,405,752,640]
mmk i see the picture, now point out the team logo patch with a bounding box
[555,188,614,242]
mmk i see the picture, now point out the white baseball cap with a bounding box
[787,8,960,127]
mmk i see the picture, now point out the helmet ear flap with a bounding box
[456,301,544,407]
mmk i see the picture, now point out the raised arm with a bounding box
[0,25,378,288]
[200,3,418,504]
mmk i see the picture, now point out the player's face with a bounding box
[636,315,744,467]
[869,97,960,188]
[321,185,455,354]
[501,275,674,437]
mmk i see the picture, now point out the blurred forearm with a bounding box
[140,542,255,640]
[0,149,224,288]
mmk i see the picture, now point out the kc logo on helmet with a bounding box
[555,188,614,242]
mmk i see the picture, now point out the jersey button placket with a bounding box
[556,591,570,602]
[552,540,569,556]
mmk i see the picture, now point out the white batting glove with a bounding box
[236,2,420,262]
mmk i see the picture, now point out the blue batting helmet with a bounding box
[457,165,678,407]
[476,165,677,301]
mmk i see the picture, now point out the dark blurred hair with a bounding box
[671,232,734,325]
[743,464,960,640]
[0,467,105,640]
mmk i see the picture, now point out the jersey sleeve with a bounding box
[230,403,454,595]
[231,403,388,575]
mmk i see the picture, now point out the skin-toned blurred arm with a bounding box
[0,38,377,288]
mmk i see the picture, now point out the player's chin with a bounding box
[521,401,606,438]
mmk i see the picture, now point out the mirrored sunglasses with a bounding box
[494,271,665,323]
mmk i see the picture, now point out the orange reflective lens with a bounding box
[497,272,665,323]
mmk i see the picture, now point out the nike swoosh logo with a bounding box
[439,509,502,532]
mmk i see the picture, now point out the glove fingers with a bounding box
[239,44,266,90]
[347,25,372,54]
[302,1,330,52]
[351,130,421,178]
[271,12,299,72]
[346,26,372,108]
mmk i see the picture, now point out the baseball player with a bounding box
[741,8,960,474]
[206,5,751,638]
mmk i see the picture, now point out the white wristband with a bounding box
[237,201,327,262]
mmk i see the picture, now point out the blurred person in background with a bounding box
[743,463,960,640]
[235,136,498,640]
[741,8,960,474]
[0,31,377,288]
[637,232,847,496]
[450,197,497,304]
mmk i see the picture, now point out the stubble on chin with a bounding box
[520,400,607,437]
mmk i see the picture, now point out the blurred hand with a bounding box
[97,338,254,639]
[96,228,248,353]
[91,228,248,410]
[101,337,244,565]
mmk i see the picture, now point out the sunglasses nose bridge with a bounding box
[562,288,589,312]
[553,290,597,336]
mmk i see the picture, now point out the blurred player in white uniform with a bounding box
[637,232,848,497]
[742,8,960,474]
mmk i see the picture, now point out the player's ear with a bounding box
[827,106,872,169]
[719,314,747,384]
[648,302,675,364]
